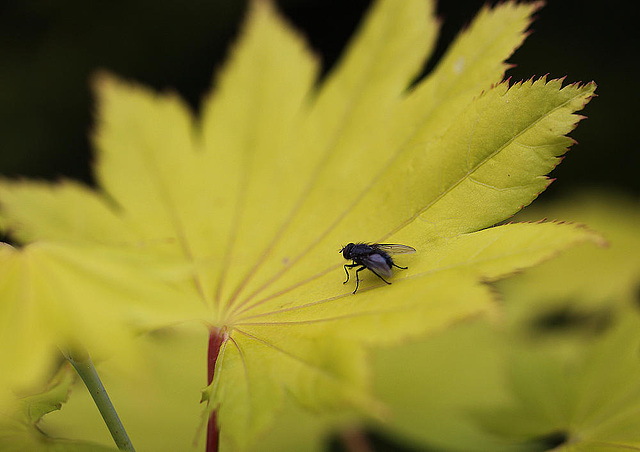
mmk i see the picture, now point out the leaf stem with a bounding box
[206,326,227,452]
[66,349,135,452]
[339,428,374,452]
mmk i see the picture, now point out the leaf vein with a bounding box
[233,327,351,384]
[228,12,406,313]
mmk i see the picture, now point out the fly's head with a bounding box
[340,243,355,260]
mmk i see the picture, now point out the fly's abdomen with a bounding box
[364,253,393,278]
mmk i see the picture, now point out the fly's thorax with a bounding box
[350,243,375,257]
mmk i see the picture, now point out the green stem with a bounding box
[66,349,135,452]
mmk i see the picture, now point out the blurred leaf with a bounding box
[0,180,136,245]
[500,191,640,326]
[372,319,529,452]
[0,364,116,452]
[484,313,640,451]
[0,241,205,391]
[485,192,640,450]
[21,363,75,425]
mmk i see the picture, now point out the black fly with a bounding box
[340,243,416,294]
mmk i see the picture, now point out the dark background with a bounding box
[0,0,637,199]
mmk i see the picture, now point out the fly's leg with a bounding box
[353,265,368,294]
[392,263,408,270]
[343,263,358,284]
[369,269,392,285]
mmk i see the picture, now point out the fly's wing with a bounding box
[362,253,393,278]
[375,244,416,255]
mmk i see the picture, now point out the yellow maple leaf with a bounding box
[0,1,601,449]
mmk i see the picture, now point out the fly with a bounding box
[340,242,416,294]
